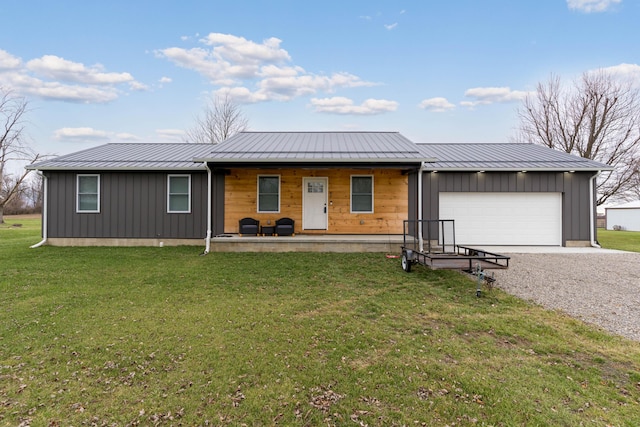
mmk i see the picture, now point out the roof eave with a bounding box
[194,157,435,164]
[26,166,207,172]
[423,167,615,172]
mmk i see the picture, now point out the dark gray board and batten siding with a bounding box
[410,171,596,245]
[45,171,224,239]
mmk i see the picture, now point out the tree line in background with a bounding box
[1,172,42,215]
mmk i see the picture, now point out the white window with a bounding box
[351,175,374,213]
[258,175,280,213]
[77,174,100,213]
[168,175,191,213]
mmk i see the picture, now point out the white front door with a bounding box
[303,177,328,230]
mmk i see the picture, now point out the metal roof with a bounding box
[606,201,640,209]
[27,137,613,173]
[195,131,429,163]
[417,143,613,171]
[28,143,214,171]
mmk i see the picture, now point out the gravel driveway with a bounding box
[488,249,640,342]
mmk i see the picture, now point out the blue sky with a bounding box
[1,0,638,156]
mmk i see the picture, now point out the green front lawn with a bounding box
[1,218,640,426]
[597,228,640,252]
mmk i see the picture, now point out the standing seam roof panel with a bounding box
[417,143,612,170]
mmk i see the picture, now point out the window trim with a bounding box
[76,174,100,213]
[350,174,374,214]
[167,174,192,214]
[257,174,281,213]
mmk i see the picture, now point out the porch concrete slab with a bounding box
[209,234,405,253]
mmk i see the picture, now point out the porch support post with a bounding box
[589,171,601,248]
[417,162,427,252]
[30,171,48,248]
[203,162,212,254]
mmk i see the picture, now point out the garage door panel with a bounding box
[439,192,562,245]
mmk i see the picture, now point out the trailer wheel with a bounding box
[401,252,412,272]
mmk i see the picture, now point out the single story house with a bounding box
[606,201,640,231]
[27,131,612,251]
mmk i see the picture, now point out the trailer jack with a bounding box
[474,263,495,297]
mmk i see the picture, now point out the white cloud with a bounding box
[54,128,142,142]
[0,50,144,103]
[0,49,21,69]
[158,32,379,104]
[215,86,270,103]
[31,84,119,103]
[418,97,455,112]
[258,64,303,78]
[156,129,185,141]
[7,72,120,103]
[157,46,238,85]
[384,23,398,30]
[462,86,531,107]
[115,133,141,141]
[128,81,149,91]
[26,55,135,85]
[157,33,291,85]
[54,127,111,141]
[599,63,640,85]
[259,71,376,99]
[201,33,290,65]
[567,0,621,13]
[214,69,378,105]
[310,97,398,115]
[156,76,173,90]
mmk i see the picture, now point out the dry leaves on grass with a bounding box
[309,385,344,412]
[230,386,245,407]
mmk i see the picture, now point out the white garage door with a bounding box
[439,192,562,246]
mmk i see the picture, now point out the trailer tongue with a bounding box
[400,220,510,296]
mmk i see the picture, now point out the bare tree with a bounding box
[0,87,42,223]
[25,172,44,211]
[630,165,640,200]
[515,71,640,205]
[185,93,249,144]
[2,174,27,214]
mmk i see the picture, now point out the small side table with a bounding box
[261,225,275,236]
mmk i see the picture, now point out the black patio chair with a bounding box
[238,217,260,236]
[274,217,295,236]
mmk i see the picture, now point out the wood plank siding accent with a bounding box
[45,171,208,239]
[418,171,595,245]
[224,168,408,234]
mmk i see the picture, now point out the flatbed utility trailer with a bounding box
[400,220,510,296]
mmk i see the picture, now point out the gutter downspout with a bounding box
[202,163,213,255]
[417,162,428,252]
[589,171,601,248]
[30,171,48,248]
